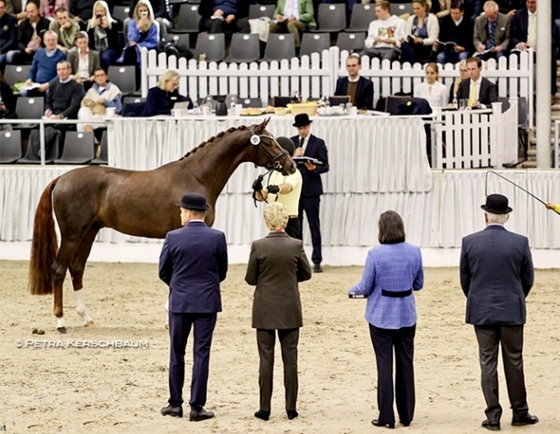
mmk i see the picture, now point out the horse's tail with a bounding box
[29,178,59,295]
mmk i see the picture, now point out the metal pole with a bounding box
[536,0,552,168]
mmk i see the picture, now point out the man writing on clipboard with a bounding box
[291,113,329,273]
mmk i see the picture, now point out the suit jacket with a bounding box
[67,48,101,78]
[473,12,510,51]
[456,77,497,106]
[510,8,559,51]
[334,76,374,110]
[291,133,329,197]
[245,231,312,329]
[0,13,17,54]
[438,14,475,53]
[17,17,51,51]
[460,225,534,325]
[159,221,228,314]
[273,0,316,29]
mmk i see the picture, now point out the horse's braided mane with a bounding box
[179,125,249,160]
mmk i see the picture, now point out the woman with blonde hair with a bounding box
[140,70,193,117]
[447,59,469,106]
[413,62,449,109]
[86,1,121,69]
[117,0,159,67]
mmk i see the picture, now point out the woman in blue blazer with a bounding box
[141,70,193,117]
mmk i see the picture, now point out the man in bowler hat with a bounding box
[460,194,537,431]
[291,113,329,272]
[159,193,228,421]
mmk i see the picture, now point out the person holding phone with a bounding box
[86,1,121,69]
[117,0,158,69]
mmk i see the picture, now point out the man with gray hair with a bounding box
[460,194,537,431]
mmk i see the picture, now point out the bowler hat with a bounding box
[481,194,512,214]
[293,113,313,127]
[177,193,210,211]
[276,136,295,156]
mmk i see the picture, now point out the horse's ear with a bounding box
[255,118,270,134]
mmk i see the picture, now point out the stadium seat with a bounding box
[54,132,95,165]
[240,97,263,108]
[337,32,366,53]
[262,33,295,61]
[14,97,44,130]
[4,65,31,87]
[108,66,137,96]
[91,130,108,165]
[248,4,275,19]
[300,33,330,57]
[226,33,260,63]
[393,2,414,16]
[169,4,201,34]
[112,5,130,24]
[0,130,22,163]
[195,33,225,62]
[346,3,377,33]
[310,4,346,33]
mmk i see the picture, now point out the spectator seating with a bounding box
[54,131,95,164]
[0,130,22,163]
[108,66,137,96]
[169,4,201,35]
[17,129,60,164]
[310,3,346,34]
[112,5,131,24]
[195,33,225,62]
[300,33,330,57]
[336,32,366,53]
[346,3,377,33]
[262,33,295,61]
[91,130,108,165]
[226,33,260,63]
[15,97,44,130]
[240,97,262,108]
[4,65,32,87]
[393,2,414,16]
[248,4,275,19]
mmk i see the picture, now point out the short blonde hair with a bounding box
[158,70,180,90]
[263,202,288,231]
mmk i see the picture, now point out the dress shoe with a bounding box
[313,263,323,273]
[400,420,411,427]
[371,419,395,429]
[189,408,215,421]
[481,419,501,431]
[287,410,298,420]
[254,410,270,421]
[160,404,183,417]
[512,414,539,426]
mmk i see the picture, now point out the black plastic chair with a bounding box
[168,33,190,54]
[108,66,137,96]
[329,95,350,106]
[393,2,414,16]
[263,33,295,61]
[271,96,292,107]
[310,3,346,33]
[248,4,275,19]
[300,33,330,57]
[14,97,44,130]
[0,130,22,163]
[91,130,108,165]
[4,65,32,87]
[54,131,95,164]
[226,33,260,63]
[337,32,366,53]
[169,4,201,34]
[240,97,263,108]
[112,5,131,23]
[346,3,377,32]
[195,33,225,62]
[18,128,60,164]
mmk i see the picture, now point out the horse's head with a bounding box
[249,118,296,175]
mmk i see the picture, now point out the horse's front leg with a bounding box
[74,289,94,327]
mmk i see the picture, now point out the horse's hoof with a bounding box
[57,327,67,334]
[84,321,95,327]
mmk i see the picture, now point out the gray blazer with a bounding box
[67,47,101,78]
[460,225,534,325]
[473,12,511,51]
[245,231,312,330]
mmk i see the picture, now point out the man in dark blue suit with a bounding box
[460,194,537,432]
[159,193,228,421]
[291,113,329,272]
[334,53,374,110]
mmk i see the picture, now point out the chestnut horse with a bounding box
[29,119,295,332]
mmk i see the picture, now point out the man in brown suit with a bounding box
[473,1,510,60]
[245,202,312,422]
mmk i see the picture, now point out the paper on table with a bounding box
[293,156,324,165]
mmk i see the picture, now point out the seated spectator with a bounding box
[0,70,17,129]
[6,0,30,21]
[447,59,469,105]
[269,0,316,49]
[362,0,406,61]
[401,0,440,64]
[0,0,18,71]
[38,0,68,19]
[435,0,474,64]
[456,56,497,108]
[67,31,100,91]
[129,0,171,25]
[70,0,96,30]
[44,60,82,138]
[199,0,250,34]
[117,0,158,67]
[49,7,80,53]
[511,0,558,105]
[140,70,193,117]
[23,30,66,96]
[413,62,449,109]
[5,2,50,65]
[334,53,374,110]
[86,1,120,70]
[473,0,510,61]
[78,67,122,132]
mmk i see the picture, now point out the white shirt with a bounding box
[283,0,300,21]
[413,81,449,109]
[77,51,90,79]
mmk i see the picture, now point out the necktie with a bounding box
[528,13,536,48]
[468,81,477,108]
[300,136,305,151]
[487,21,495,48]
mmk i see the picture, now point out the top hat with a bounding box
[177,193,210,211]
[276,136,295,156]
[481,194,512,214]
[293,113,313,127]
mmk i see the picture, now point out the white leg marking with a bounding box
[57,317,65,329]
[75,290,94,325]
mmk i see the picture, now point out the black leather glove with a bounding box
[267,185,280,194]
[252,178,263,191]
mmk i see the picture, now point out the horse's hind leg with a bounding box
[52,238,81,333]
[69,226,99,327]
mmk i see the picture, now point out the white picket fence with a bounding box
[141,46,534,126]
[431,99,519,169]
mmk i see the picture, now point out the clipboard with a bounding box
[293,156,324,165]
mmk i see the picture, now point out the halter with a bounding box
[249,126,288,171]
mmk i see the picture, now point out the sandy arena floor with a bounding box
[1,261,559,433]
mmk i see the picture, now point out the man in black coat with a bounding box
[334,53,374,110]
[291,113,329,273]
[460,194,537,432]
[0,0,17,71]
[199,0,250,34]
[456,56,498,108]
[435,0,475,64]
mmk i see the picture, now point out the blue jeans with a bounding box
[100,48,119,70]
[436,49,471,64]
